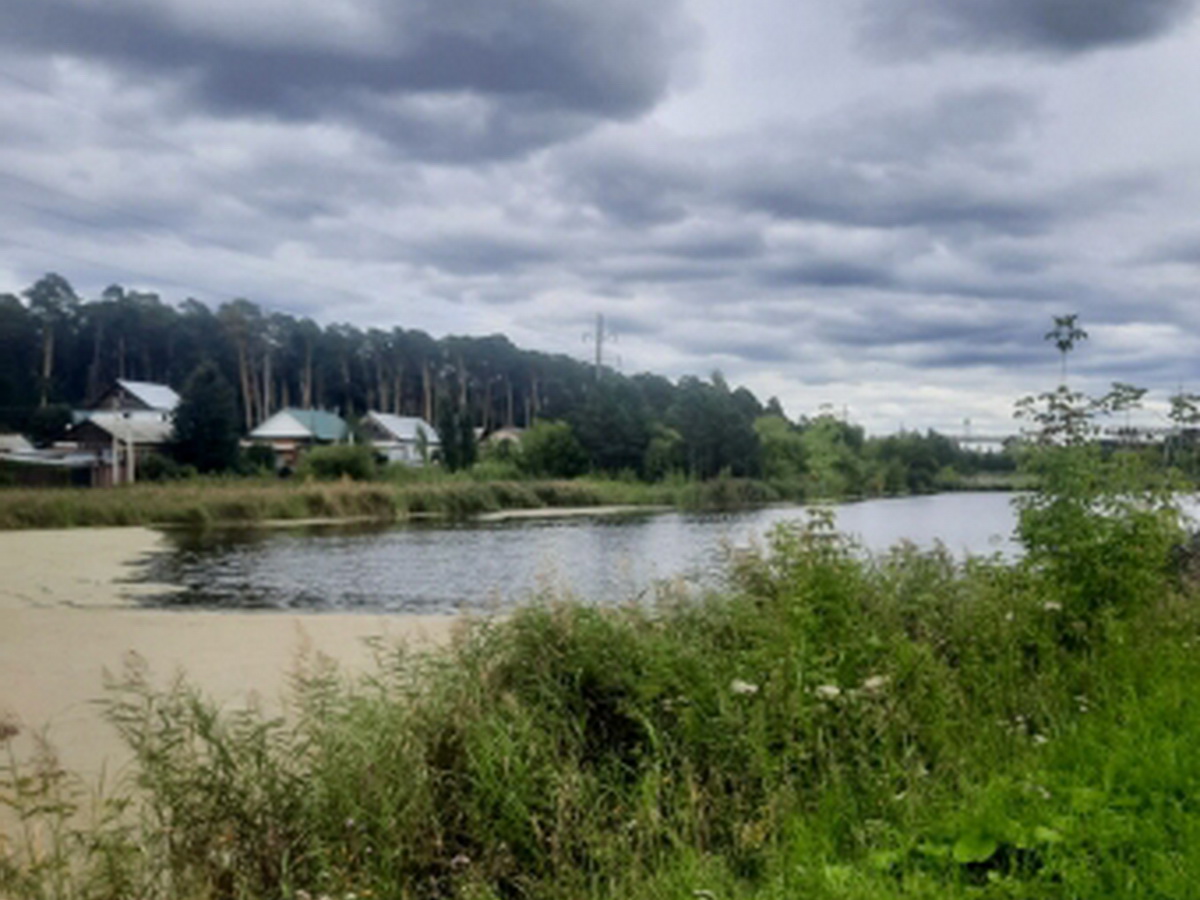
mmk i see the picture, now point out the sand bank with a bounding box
[476,504,669,523]
[0,527,456,779]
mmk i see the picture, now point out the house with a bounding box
[59,379,181,486]
[361,412,440,465]
[247,408,349,467]
[89,379,180,415]
[66,414,175,486]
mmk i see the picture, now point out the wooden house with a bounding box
[247,408,349,467]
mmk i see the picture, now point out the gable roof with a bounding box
[114,380,180,411]
[71,414,174,445]
[365,412,441,445]
[249,409,348,443]
[0,433,34,454]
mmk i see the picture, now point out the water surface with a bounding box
[138,492,1019,613]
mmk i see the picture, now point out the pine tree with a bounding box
[172,362,240,473]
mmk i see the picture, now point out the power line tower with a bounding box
[582,313,617,381]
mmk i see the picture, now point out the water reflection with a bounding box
[136,493,1020,613]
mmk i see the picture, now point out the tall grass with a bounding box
[4,460,1197,900]
[0,472,790,530]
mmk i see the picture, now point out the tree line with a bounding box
[0,272,1010,491]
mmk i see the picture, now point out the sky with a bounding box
[1,0,1199,435]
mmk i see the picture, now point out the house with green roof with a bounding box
[247,408,349,467]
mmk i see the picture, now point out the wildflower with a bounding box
[450,853,472,870]
[814,684,841,700]
[693,891,717,900]
[1004,611,1015,623]
[1043,601,1063,612]
[860,674,889,695]
[730,679,759,696]
[1032,734,1049,746]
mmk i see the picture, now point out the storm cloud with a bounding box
[860,0,1198,55]
[1,0,1198,433]
[0,0,695,159]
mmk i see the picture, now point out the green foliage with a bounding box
[240,442,277,474]
[800,415,864,498]
[171,362,240,473]
[643,422,686,481]
[570,380,651,474]
[24,403,72,447]
[754,414,807,482]
[667,373,763,479]
[437,397,478,472]
[139,453,191,482]
[1014,383,1185,619]
[519,420,588,478]
[297,444,378,481]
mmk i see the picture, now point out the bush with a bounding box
[240,442,278,474]
[139,453,189,482]
[519,420,588,478]
[297,444,378,481]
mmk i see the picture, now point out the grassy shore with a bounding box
[0,473,804,530]
[2,442,1195,899]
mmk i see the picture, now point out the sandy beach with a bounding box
[0,527,456,779]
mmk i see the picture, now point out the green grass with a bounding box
[3,479,1198,899]
[0,471,803,530]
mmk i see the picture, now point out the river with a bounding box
[136,491,1021,613]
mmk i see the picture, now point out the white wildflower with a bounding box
[730,679,759,696]
[1032,734,1049,746]
[861,675,890,695]
[814,684,841,700]
[1043,601,1063,612]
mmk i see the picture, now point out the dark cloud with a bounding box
[674,334,798,365]
[649,228,765,261]
[552,150,701,226]
[1141,233,1200,266]
[760,259,896,289]
[820,88,1040,165]
[732,166,1054,235]
[860,0,1197,56]
[817,310,1030,351]
[0,0,693,159]
[410,233,557,276]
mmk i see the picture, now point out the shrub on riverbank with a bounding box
[3,442,1195,898]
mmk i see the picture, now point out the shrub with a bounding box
[297,444,377,482]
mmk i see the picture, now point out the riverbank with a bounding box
[0,527,456,781]
[0,475,802,530]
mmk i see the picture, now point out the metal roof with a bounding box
[116,380,181,411]
[76,413,174,445]
[366,412,441,445]
[249,409,348,442]
[0,434,34,454]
